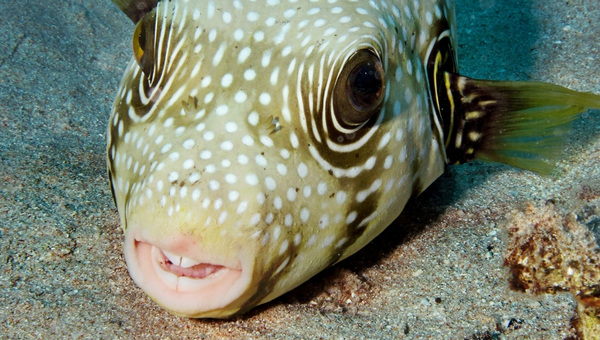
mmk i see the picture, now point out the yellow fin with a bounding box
[443,73,600,174]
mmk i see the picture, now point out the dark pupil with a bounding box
[349,63,383,109]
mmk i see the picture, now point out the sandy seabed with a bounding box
[1,0,599,338]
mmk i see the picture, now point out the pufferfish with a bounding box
[107,0,600,318]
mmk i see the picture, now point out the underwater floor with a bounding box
[1,0,599,338]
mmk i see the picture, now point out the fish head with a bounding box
[107,0,452,318]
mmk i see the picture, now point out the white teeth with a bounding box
[162,249,202,268]
[180,256,201,268]
[151,246,178,288]
[162,250,182,266]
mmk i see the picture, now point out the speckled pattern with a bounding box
[108,0,454,318]
[0,0,599,338]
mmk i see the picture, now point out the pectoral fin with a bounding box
[112,0,160,22]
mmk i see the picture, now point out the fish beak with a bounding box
[122,226,255,318]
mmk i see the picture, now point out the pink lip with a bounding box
[123,230,253,317]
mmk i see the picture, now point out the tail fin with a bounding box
[442,73,600,174]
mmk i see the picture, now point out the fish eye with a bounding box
[132,11,156,77]
[334,49,385,126]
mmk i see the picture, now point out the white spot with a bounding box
[248,111,259,126]
[260,135,274,147]
[237,201,248,214]
[237,154,249,164]
[234,90,248,103]
[253,30,265,41]
[277,163,288,176]
[261,50,272,67]
[265,177,277,190]
[247,11,259,21]
[270,67,280,86]
[335,191,347,205]
[233,29,244,41]
[160,144,172,154]
[246,173,259,186]
[244,69,257,81]
[202,198,211,209]
[300,208,310,223]
[201,76,211,88]
[163,117,174,128]
[222,11,232,24]
[279,240,289,255]
[396,127,404,141]
[216,105,229,116]
[218,211,228,225]
[290,131,299,148]
[265,213,274,225]
[297,162,308,178]
[228,191,239,202]
[183,159,195,169]
[225,122,238,133]
[209,180,220,191]
[259,93,271,106]
[203,131,215,141]
[378,132,392,150]
[317,182,327,195]
[287,187,297,201]
[238,47,251,64]
[242,135,254,146]
[255,154,268,167]
[250,213,261,225]
[399,146,407,162]
[208,29,217,42]
[221,73,233,88]
[168,172,179,183]
[346,211,358,224]
[321,236,335,248]
[303,186,311,198]
[205,164,216,173]
[384,155,393,169]
[200,150,212,160]
[192,189,201,201]
[183,139,195,149]
[273,196,283,210]
[212,43,226,66]
[225,174,238,184]
[220,141,234,151]
[318,214,329,229]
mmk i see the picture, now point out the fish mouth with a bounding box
[123,230,253,318]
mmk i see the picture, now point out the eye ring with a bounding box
[333,49,385,127]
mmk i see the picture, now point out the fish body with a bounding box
[107,0,600,317]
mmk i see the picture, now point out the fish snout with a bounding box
[123,224,256,318]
